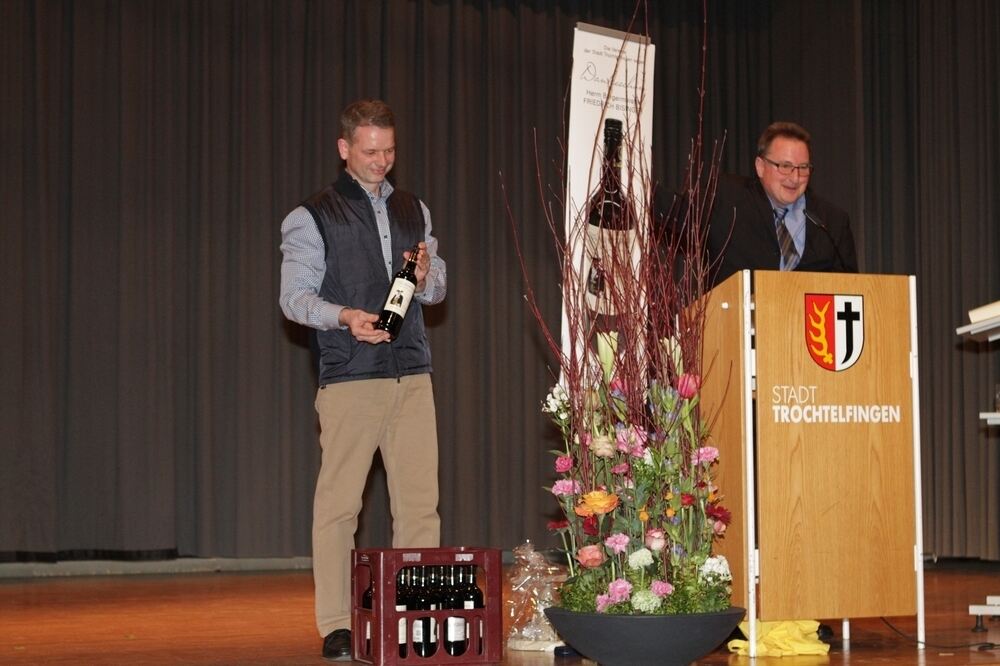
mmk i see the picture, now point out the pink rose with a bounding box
[576,544,606,569]
[677,373,701,399]
[554,455,574,473]
[650,580,674,597]
[644,528,666,552]
[604,533,630,554]
[596,593,612,613]
[713,520,727,535]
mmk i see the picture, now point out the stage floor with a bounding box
[1,561,998,664]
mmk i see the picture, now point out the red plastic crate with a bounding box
[351,547,503,665]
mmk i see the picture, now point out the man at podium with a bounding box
[708,122,859,285]
[705,123,861,646]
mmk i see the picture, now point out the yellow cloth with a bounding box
[727,620,831,656]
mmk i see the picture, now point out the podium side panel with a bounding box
[699,272,750,611]
[754,271,917,620]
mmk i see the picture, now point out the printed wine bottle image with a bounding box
[582,117,637,325]
[375,244,420,339]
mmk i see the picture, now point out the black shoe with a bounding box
[817,623,834,643]
[322,628,352,661]
[554,644,581,658]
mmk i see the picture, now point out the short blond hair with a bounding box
[341,99,395,142]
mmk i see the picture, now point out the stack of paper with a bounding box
[969,299,1000,323]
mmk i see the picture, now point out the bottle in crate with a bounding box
[443,564,485,656]
[395,568,410,659]
[361,574,374,655]
[410,565,439,658]
[351,546,502,665]
[442,566,465,656]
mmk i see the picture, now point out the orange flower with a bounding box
[666,507,676,519]
[574,490,619,516]
[639,507,649,522]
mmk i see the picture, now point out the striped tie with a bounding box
[774,208,799,271]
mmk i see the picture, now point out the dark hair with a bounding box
[340,99,395,141]
[757,122,811,156]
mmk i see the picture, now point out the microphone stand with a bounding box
[804,210,848,272]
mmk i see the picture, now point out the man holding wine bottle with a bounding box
[278,99,446,661]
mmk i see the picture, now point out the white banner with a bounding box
[562,22,656,361]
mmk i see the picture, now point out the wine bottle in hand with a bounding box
[375,244,420,339]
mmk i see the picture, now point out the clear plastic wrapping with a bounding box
[503,541,568,651]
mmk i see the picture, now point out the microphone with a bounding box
[804,209,848,272]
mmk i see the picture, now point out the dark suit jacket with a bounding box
[708,175,858,286]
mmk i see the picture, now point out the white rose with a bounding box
[591,434,616,458]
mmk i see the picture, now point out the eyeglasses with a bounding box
[760,156,814,176]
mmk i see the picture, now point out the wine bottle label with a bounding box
[463,600,475,609]
[446,617,465,641]
[382,278,416,317]
[583,221,636,316]
[398,617,406,644]
[413,623,423,642]
[429,617,438,642]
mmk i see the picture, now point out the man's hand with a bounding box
[339,307,391,344]
[405,242,430,292]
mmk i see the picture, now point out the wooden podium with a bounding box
[700,271,925,654]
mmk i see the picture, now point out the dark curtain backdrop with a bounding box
[2,0,997,561]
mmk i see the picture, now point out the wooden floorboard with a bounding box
[1,562,998,664]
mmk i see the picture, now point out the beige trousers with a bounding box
[312,373,441,637]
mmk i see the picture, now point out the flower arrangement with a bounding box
[542,328,733,615]
[512,29,732,615]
